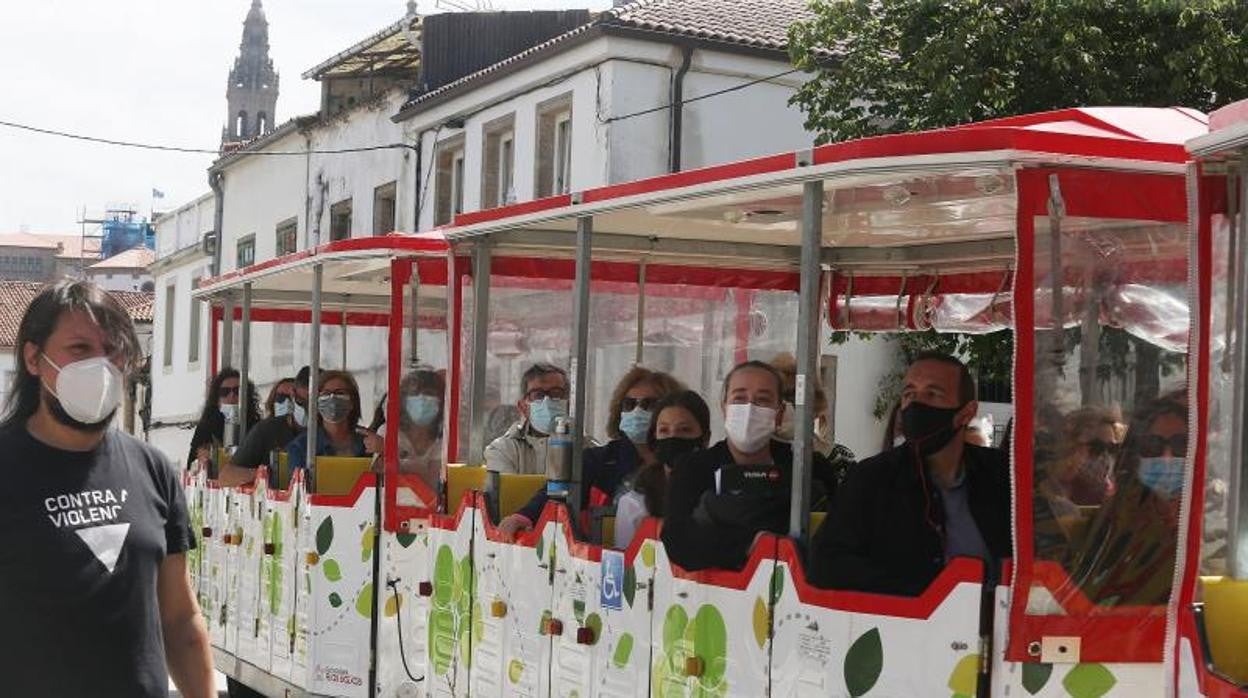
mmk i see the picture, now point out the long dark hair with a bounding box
[265,377,295,418]
[637,390,712,517]
[196,368,261,431]
[2,280,141,429]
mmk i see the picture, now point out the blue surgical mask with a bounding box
[528,397,568,435]
[1137,456,1185,497]
[618,407,653,444]
[404,395,441,427]
[273,398,291,418]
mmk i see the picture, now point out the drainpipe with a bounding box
[413,128,425,231]
[668,45,694,173]
[209,171,225,276]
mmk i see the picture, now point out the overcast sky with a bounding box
[0,0,611,234]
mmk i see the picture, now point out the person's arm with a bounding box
[613,491,645,549]
[286,434,307,473]
[809,461,891,591]
[158,553,214,698]
[660,456,734,570]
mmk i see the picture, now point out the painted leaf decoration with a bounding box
[844,627,884,697]
[613,632,634,668]
[640,541,656,569]
[355,582,374,618]
[396,532,417,548]
[573,598,586,624]
[585,612,603,646]
[432,545,455,605]
[535,535,545,560]
[315,516,334,555]
[361,524,375,562]
[1062,663,1117,698]
[384,591,402,617]
[322,558,342,582]
[1022,662,1053,695]
[328,592,342,608]
[689,604,729,688]
[662,605,688,656]
[623,565,637,608]
[769,566,786,605]
[508,659,525,684]
[947,654,978,696]
[751,596,769,649]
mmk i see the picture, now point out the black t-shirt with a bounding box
[232,414,298,469]
[0,424,195,697]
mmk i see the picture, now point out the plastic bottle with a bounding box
[546,416,573,499]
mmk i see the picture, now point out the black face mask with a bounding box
[654,437,702,467]
[901,401,964,456]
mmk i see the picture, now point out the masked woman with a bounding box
[285,370,375,484]
[187,367,259,472]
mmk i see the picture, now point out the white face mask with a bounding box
[41,354,124,426]
[219,403,239,423]
[724,403,777,454]
[292,400,308,427]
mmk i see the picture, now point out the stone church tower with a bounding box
[222,0,279,149]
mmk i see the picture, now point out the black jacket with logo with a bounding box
[809,443,1012,596]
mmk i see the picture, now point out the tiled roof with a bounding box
[88,246,156,271]
[0,281,154,348]
[397,0,811,116]
[0,233,98,260]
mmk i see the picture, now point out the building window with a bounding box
[373,182,398,235]
[482,116,516,209]
[236,235,256,269]
[537,96,573,197]
[435,137,466,226]
[163,282,176,367]
[188,274,202,363]
[330,198,353,241]
[275,218,298,256]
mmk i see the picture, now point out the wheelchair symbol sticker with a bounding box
[600,549,625,611]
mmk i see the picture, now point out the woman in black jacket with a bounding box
[187,368,260,472]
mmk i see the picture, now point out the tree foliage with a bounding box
[789,0,1248,144]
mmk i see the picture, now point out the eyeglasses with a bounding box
[218,385,240,398]
[525,388,568,402]
[319,390,351,399]
[1081,439,1121,458]
[1139,434,1187,458]
[620,396,657,412]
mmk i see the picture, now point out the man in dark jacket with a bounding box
[810,352,1011,596]
[662,361,845,571]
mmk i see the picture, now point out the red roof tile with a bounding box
[0,281,154,348]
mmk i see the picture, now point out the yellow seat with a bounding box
[446,464,486,511]
[600,514,616,549]
[498,473,547,519]
[313,456,373,496]
[1202,576,1248,683]
[275,452,291,490]
[809,511,827,533]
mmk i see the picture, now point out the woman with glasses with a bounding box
[1033,406,1123,560]
[187,367,260,472]
[497,366,684,542]
[285,370,377,482]
[1065,392,1188,606]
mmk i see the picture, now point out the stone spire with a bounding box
[222,0,279,149]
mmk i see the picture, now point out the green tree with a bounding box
[794,1,1247,413]
[789,0,1248,144]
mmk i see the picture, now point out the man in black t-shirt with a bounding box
[219,364,315,487]
[0,280,214,697]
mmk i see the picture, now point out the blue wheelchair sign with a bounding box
[600,549,625,611]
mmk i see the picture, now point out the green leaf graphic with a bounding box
[769,566,786,605]
[585,612,602,646]
[361,524,375,562]
[329,592,342,608]
[624,565,637,608]
[322,558,342,582]
[396,532,417,548]
[1062,663,1116,698]
[315,516,334,555]
[844,628,884,697]
[573,598,586,624]
[355,582,374,618]
[1022,662,1053,695]
[662,605,688,655]
[947,654,978,696]
[613,632,634,668]
[690,604,729,689]
[535,535,545,560]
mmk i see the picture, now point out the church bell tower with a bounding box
[222,0,279,149]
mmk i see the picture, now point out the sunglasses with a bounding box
[1081,439,1121,458]
[1139,434,1187,459]
[218,385,240,398]
[620,396,658,412]
[525,388,568,402]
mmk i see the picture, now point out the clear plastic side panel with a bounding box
[1203,212,1233,577]
[1029,218,1189,619]
[394,260,451,506]
[584,280,641,446]
[457,274,475,464]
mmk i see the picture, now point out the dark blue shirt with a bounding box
[516,438,641,526]
[285,426,367,474]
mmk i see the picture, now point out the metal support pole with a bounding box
[790,180,823,540]
[468,243,492,463]
[1229,164,1248,580]
[308,265,323,491]
[1048,175,1066,364]
[409,265,421,366]
[340,299,348,369]
[221,294,235,369]
[570,216,593,518]
[236,283,252,447]
[634,260,648,366]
